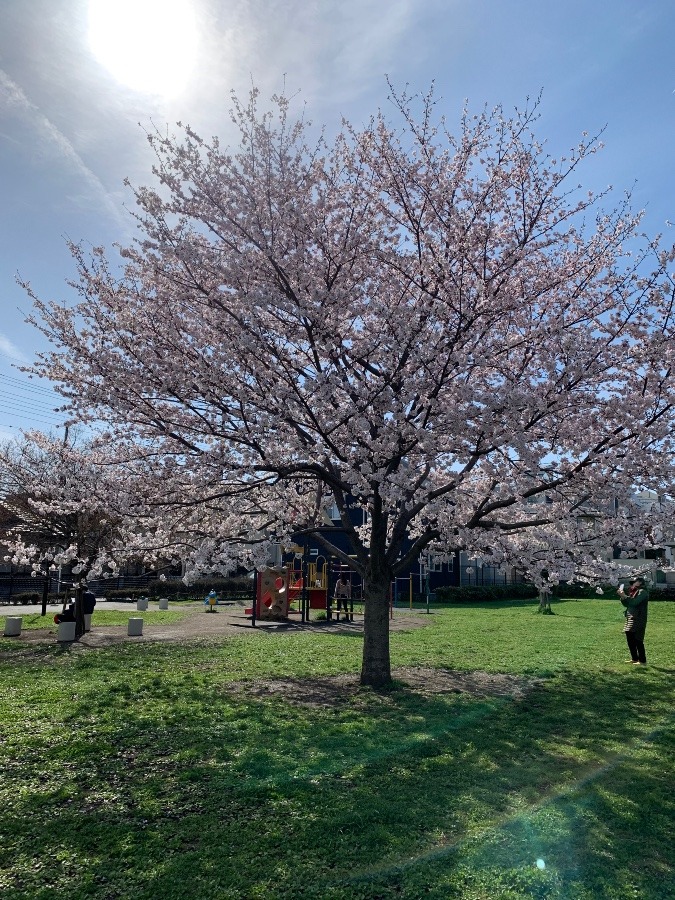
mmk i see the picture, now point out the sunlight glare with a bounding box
[88,0,198,97]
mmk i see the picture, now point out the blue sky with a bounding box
[0,0,674,439]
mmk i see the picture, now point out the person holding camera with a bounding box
[617,576,649,665]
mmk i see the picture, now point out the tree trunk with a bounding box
[537,591,553,614]
[360,573,392,688]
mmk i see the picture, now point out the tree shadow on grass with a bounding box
[1,669,673,899]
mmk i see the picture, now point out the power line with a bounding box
[0,387,62,409]
[0,421,64,429]
[0,391,62,415]
[0,373,60,398]
[0,349,32,367]
[0,406,64,425]
[0,399,63,416]
[0,422,66,435]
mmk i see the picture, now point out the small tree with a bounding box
[26,87,675,684]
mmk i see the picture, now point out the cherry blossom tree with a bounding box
[0,433,122,637]
[24,87,675,685]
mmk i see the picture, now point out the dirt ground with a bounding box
[226,667,544,707]
[1,603,431,647]
[1,604,544,703]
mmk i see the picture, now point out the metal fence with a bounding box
[0,574,57,600]
[0,571,172,601]
[460,565,524,586]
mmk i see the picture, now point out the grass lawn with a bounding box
[1,599,673,899]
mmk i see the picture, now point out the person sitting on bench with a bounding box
[54,603,75,624]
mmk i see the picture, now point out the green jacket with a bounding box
[620,587,649,637]
[620,587,649,610]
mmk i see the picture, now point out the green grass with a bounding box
[2,609,188,631]
[1,599,673,899]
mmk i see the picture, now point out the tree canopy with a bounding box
[26,87,675,684]
[0,432,121,635]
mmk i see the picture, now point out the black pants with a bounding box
[625,632,646,664]
[335,598,350,618]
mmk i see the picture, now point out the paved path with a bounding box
[1,601,431,648]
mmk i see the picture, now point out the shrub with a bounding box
[98,578,255,601]
[649,586,675,602]
[435,583,538,603]
[143,577,252,599]
[550,582,620,599]
[145,580,184,598]
[102,588,150,600]
[9,591,42,604]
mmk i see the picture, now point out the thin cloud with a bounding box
[0,69,127,229]
[196,0,436,117]
[0,334,30,365]
[321,0,420,92]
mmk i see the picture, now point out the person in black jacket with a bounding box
[82,589,97,632]
[617,576,649,665]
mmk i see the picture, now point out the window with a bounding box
[426,555,452,572]
[326,502,341,522]
[644,547,665,560]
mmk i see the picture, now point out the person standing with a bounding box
[617,576,649,665]
[334,572,351,620]
[82,589,97,632]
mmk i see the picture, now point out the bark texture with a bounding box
[361,574,392,688]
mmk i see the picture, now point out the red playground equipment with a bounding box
[246,561,329,620]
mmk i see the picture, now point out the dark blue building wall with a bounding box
[289,516,459,599]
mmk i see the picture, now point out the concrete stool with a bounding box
[128,617,144,636]
[136,598,148,611]
[57,621,76,642]
[84,614,92,632]
[158,598,169,610]
[4,616,22,637]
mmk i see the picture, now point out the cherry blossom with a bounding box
[23,87,675,685]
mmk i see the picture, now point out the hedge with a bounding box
[146,577,254,599]
[550,582,620,599]
[434,583,538,603]
[550,583,675,600]
[648,586,675,602]
[103,588,153,601]
[5,591,42,605]
[101,578,254,601]
[437,581,673,602]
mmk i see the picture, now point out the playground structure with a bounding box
[246,560,329,620]
[243,558,435,625]
[391,571,432,614]
[246,558,359,623]
[240,561,440,626]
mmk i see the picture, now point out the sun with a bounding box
[88,0,198,97]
